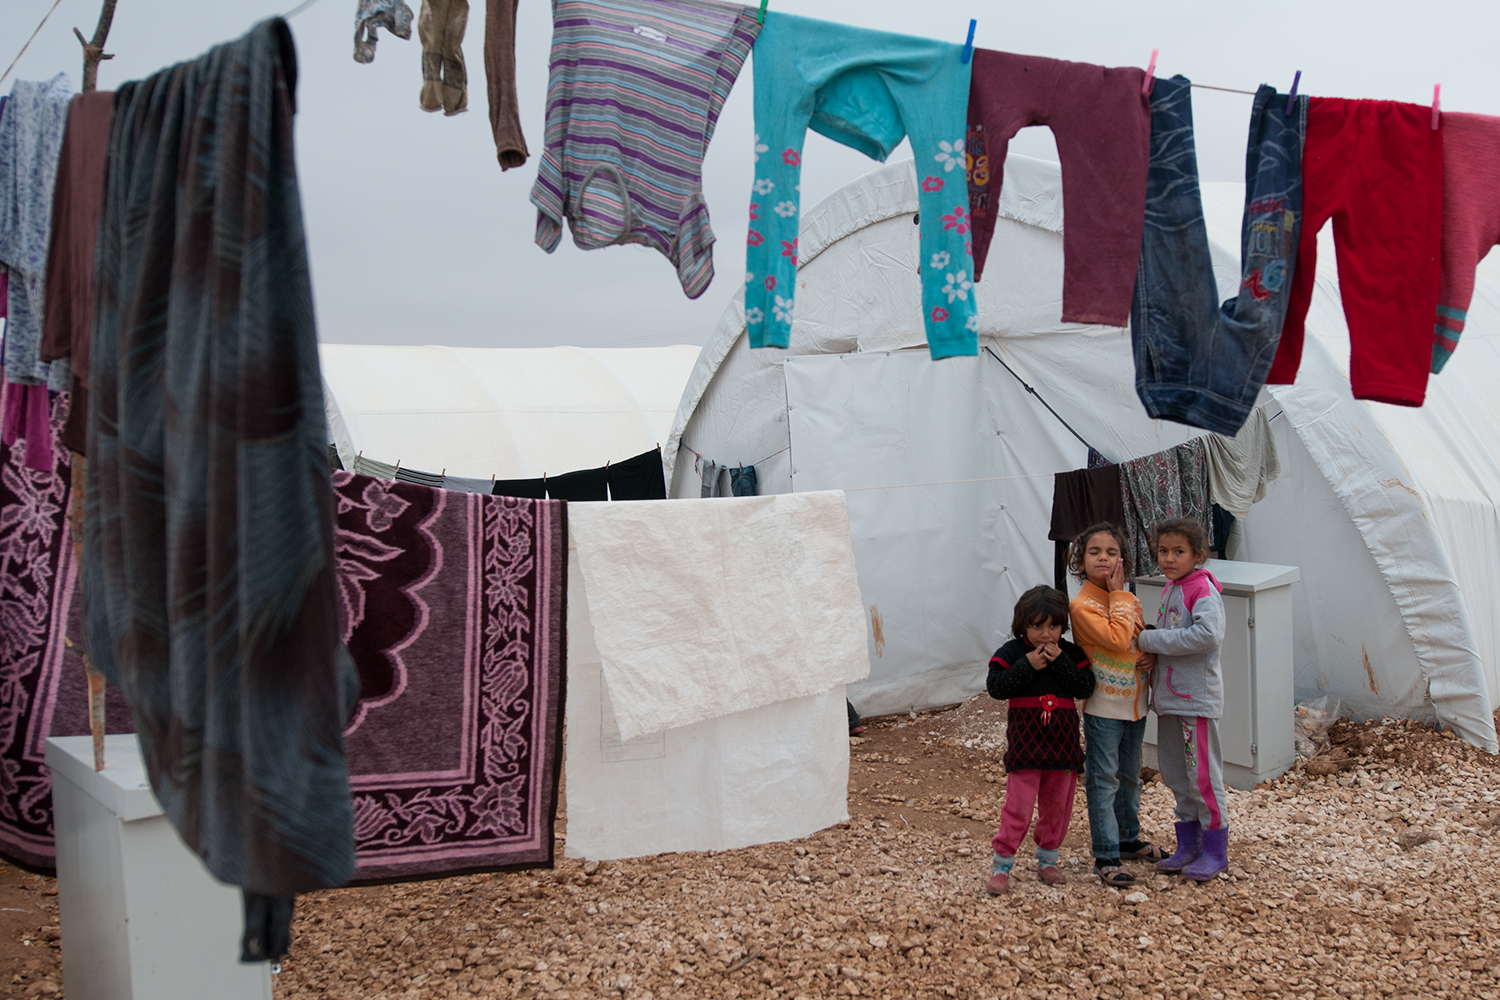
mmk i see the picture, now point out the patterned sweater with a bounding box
[1071,581,1148,721]
[987,637,1095,772]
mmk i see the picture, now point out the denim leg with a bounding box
[1112,717,1148,844]
[1130,75,1219,429]
[1083,714,1123,859]
[1131,79,1307,436]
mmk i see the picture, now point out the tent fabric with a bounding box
[563,540,849,861]
[667,154,1499,753]
[320,344,699,483]
[568,492,870,742]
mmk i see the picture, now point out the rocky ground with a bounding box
[9,702,1500,999]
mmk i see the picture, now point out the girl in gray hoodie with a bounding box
[1135,518,1228,882]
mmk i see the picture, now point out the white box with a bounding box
[1136,559,1300,790]
[46,734,272,1000]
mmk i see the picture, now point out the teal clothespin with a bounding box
[961,19,976,63]
[757,0,768,24]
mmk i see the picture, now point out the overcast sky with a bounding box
[5,0,1499,350]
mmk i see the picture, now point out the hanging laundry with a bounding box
[1204,406,1280,519]
[699,457,718,498]
[332,473,567,881]
[353,454,400,479]
[549,464,608,501]
[493,476,548,499]
[1268,98,1442,406]
[418,0,469,115]
[84,19,357,963]
[1047,459,1124,591]
[1118,439,1210,577]
[606,447,667,500]
[0,74,74,389]
[746,13,974,358]
[41,91,114,457]
[1210,504,1234,560]
[353,0,414,63]
[1131,80,1305,437]
[966,50,1149,327]
[394,464,445,488]
[483,0,527,169]
[1431,112,1500,373]
[442,473,495,493]
[730,464,758,497]
[531,0,759,299]
[0,376,53,473]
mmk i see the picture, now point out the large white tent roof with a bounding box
[666,154,1500,751]
[322,344,700,480]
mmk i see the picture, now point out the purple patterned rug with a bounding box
[0,451,566,881]
[333,472,567,882]
[0,395,132,872]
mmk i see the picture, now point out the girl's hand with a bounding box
[1108,558,1126,593]
[1135,652,1157,672]
[1026,644,1058,671]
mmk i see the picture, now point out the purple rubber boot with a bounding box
[1155,820,1202,874]
[1183,827,1229,882]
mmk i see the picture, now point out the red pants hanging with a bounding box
[1267,97,1443,405]
[990,768,1077,857]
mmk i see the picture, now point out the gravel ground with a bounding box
[9,705,1500,999]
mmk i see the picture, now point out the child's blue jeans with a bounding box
[1083,713,1148,860]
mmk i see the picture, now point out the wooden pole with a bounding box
[73,0,117,93]
[70,1,119,769]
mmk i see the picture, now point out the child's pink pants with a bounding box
[991,768,1077,856]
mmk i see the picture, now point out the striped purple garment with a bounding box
[530,0,759,299]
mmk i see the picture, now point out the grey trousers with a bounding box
[1155,714,1226,830]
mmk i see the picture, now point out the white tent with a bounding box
[666,154,1500,753]
[320,343,700,480]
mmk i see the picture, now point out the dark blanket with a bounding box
[0,393,132,871]
[333,473,566,881]
[82,17,358,940]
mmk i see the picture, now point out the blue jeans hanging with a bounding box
[1130,78,1305,436]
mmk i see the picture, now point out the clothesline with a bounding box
[0,0,65,89]
[680,442,790,470]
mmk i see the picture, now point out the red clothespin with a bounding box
[1284,70,1301,116]
[961,19,976,64]
[1141,49,1158,97]
[1431,84,1441,130]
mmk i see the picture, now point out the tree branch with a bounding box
[74,0,118,92]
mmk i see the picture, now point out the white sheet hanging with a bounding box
[567,491,870,742]
[564,543,851,860]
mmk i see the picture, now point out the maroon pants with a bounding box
[991,768,1077,857]
[966,49,1150,327]
[1268,97,1443,404]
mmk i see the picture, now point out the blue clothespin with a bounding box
[757,0,767,24]
[961,19,977,63]
[1284,70,1301,116]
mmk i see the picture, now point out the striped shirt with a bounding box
[531,0,760,300]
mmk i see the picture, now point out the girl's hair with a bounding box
[1067,522,1133,582]
[1011,585,1070,640]
[1152,517,1210,564]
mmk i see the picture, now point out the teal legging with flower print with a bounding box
[744,12,977,359]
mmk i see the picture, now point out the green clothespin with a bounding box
[758,0,768,24]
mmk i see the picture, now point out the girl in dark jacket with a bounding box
[984,586,1096,895]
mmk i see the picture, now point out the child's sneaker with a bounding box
[985,872,1010,895]
[1039,865,1066,885]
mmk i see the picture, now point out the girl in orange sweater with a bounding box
[1069,523,1164,886]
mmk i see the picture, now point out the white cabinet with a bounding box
[1137,559,1299,790]
[46,734,272,1000]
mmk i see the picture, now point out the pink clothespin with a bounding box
[1431,84,1441,130]
[1141,49,1158,97]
